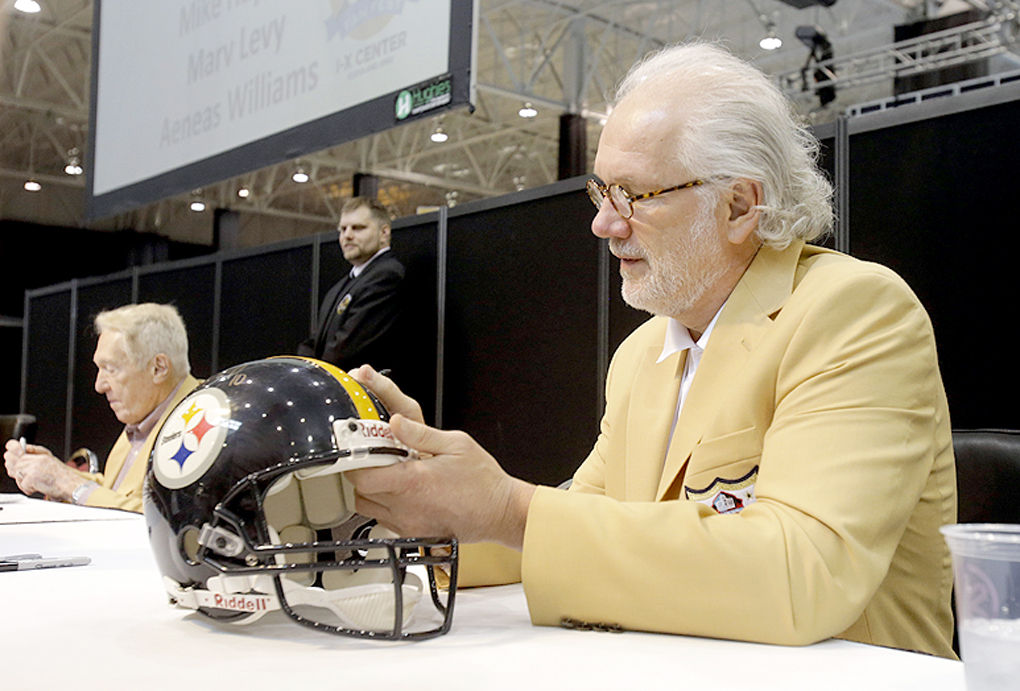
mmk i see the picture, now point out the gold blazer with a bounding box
[470,242,956,658]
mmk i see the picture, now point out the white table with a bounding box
[0,495,965,690]
[0,493,139,524]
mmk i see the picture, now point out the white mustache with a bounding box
[609,239,647,261]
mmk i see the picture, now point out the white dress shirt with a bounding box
[658,304,725,458]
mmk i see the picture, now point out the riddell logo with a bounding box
[356,420,394,440]
[212,593,272,612]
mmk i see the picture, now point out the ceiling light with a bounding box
[237,187,250,199]
[518,102,538,118]
[64,152,83,175]
[430,125,448,143]
[190,200,206,212]
[24,179,42,192]
[14,0,42,13]
[759,29,782,51]
[292,168,309,183]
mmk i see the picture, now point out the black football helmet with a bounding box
[144,356,457,640]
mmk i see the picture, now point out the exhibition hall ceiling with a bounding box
[1,0,1017,246]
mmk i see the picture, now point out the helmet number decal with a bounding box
[153,388,232,489]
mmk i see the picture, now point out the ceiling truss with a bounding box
[1,0,1016,245]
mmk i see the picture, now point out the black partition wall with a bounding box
[22,179,605,474]
[23,289,72,455]
[136,263,218,378]
[218,246,316,369]
[846,93,1020,429]
[71,275,133,458]
[444,189,601,486]
[20,82,1020,474]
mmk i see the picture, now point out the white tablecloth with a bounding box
[0,495,965,690]
[0,492,138,524]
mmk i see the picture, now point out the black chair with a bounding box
[948,429,1020,656]
[0,414,38,493]
[952,429,1020,525]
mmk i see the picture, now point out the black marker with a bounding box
[0,556,91,572]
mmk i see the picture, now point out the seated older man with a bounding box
[3,303,199,512]
[345,41,956,659]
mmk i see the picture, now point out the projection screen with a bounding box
[87,1,476,220]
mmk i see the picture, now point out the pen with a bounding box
[19,436,26,452]
[0,556,91,572]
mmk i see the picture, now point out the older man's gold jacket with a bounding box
[466,241,956,659]
[77,374,200,513]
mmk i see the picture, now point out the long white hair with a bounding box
[616,42,834,249]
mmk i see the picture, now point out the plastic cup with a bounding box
[941,524,1020,691]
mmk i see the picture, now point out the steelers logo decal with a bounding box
[153,388,230,489]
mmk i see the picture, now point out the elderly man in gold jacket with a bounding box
[4,303,199,513]
[345,41,956,659]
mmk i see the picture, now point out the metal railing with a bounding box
[777,10,1019,102]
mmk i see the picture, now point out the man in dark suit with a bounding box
[298,197,405,372]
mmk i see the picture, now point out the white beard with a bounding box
[611,199,728,318]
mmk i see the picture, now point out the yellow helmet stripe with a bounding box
[283,356,381,420]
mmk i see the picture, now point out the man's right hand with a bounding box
[3,439,85,502]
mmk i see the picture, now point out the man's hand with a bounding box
[344,365,535,549]
[347,414,535,549]
[3,439,85,502]
[347,364,425,424]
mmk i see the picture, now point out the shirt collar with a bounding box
[350,246,390,278]
[656,302,726,364]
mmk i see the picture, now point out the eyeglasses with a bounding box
[586,177,705,219]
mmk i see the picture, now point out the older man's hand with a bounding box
[345,365,535,549]
[3,439,84,502]
[346,413,536,550]
[347,364,425,425]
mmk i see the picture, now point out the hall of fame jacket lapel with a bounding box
[655,242,801,502]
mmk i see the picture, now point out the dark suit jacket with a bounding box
[298,250,405,372]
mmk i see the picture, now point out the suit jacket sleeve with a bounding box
[297,281,341,357]
[78,432,139,512]
[518,245,955,655]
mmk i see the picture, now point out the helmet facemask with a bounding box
[165,433,457,640]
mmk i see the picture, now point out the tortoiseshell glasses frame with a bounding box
[586,177,705,219]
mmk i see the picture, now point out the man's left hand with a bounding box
[346,414,536,550]
[3,439,85,502]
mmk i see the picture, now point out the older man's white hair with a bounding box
[616,41,834,249]
[94,303,190,377]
